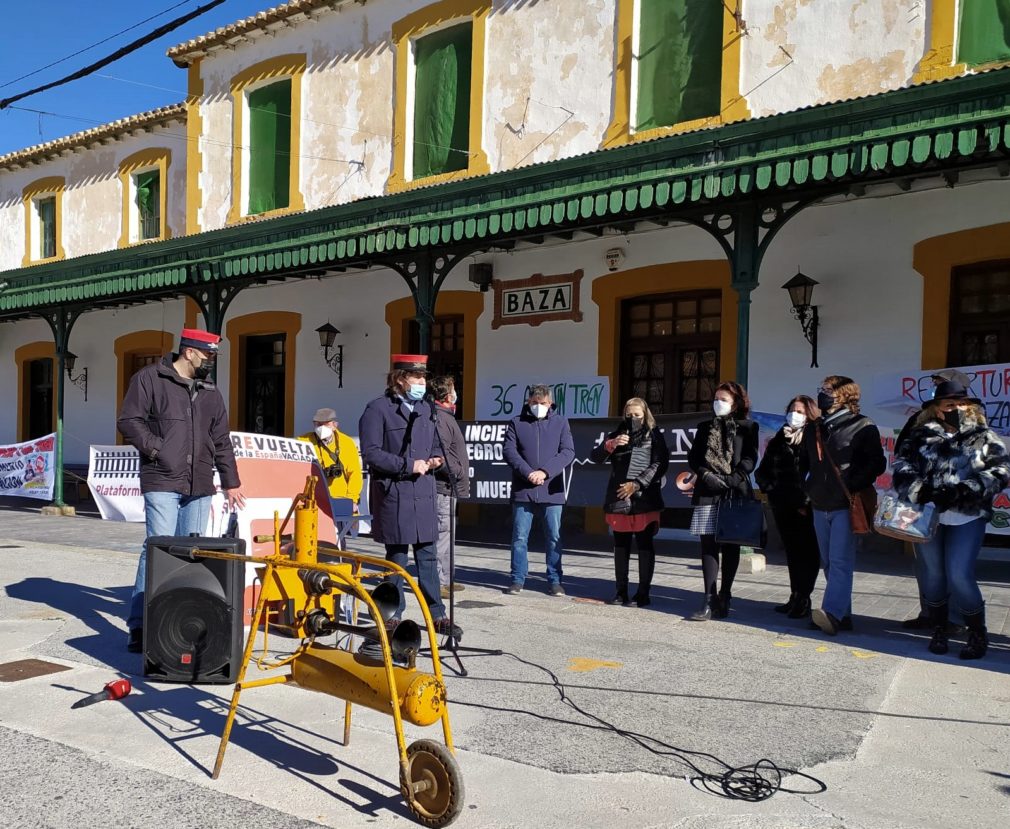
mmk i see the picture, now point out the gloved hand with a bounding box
[701,470,730,492]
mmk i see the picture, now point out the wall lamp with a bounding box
[315,322,344,388]
[782,271,819,368]
[468,262,493,292]
[63,351,89,401]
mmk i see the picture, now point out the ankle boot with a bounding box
[688,593,713,621]
[927,603,949,655]
[607,591,630,606]
[787,594,812,619]
[774,593,797,614]
[713,590,731,619]
[960,608,989,660]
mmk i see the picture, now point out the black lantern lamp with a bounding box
[315,322,344,388]
[63,351,89,401]
[781,271,819,368]
[468,262,493,292]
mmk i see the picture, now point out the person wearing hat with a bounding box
[298,407,362,506]
[891,379,1010,660]
[894,369,973,630]
[358,354,461,638]
[118,328,245,653]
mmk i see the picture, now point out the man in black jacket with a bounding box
[117,328,245,653]
[430,376,471,598]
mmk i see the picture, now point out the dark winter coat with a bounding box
[590,425,669,514]
[117,354,240,497]
[502,404,575,504]
[687,417,758,506]
[755,428,809,511]
[892,418,1010,519]
[800,409,886,512]
[432,405,471,499]
[358,392,443,544]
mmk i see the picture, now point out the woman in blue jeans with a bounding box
[801,376,886,636]
[891,380,1010,659]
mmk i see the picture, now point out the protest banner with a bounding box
[88,445,144,521]
[478,376,610,419]
[0,434,56,502]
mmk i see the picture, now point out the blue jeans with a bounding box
[510,503,564,586]
[127,492,212,631]
[813,508,856,621]
[384,543,446,620]
[916,517,987,615]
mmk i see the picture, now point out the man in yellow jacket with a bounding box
[298,407,363,506]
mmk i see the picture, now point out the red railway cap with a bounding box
[179,328,221,353]
[391,353,428,372]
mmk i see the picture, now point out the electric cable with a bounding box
[446,650,827,802]
[0,0,201,90]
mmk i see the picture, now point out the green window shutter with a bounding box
[957,0,1010,66]
[248,79,292,215]
[635,0,722,131]
[135,169,161,239]
[412,22,472,179]
[37,197,56,259]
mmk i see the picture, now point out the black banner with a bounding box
[461,414,707,507]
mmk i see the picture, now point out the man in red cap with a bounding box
[358,353,461,639]
[117,327,245,653]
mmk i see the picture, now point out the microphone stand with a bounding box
[430,399,501,677]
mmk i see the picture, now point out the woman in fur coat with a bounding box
[891,380,1010,660]
[591,397,669,607]
[686,381,759,621]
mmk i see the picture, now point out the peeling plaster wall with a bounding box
[742,0,927,117]
[0,124,187,272]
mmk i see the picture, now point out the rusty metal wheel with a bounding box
[401,739,464,828]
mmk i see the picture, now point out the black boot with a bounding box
[960,608,989,660]
[774,593,797,614]
[787,595,811,619]
[634,546,655,608]
[611,546,631,606]
[713,590,731,619]
[927,603,949,655]
[688,593,713,621]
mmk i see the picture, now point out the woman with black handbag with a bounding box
[801,375,886,637]
[755,395,821,619]
[891,380,1010,659]
[686,382,759,621]
[591,397,669,607]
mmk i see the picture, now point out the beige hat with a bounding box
[313,407,337,423]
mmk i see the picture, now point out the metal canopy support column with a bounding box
[384,250,474,354]
[39,306,85,510]
[187,265,246,336]
[696,199,817,388]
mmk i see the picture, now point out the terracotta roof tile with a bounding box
[0,104,187,170]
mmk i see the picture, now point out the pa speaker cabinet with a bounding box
[144,536,245,684]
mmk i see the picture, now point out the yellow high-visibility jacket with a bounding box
[297,430,363,502]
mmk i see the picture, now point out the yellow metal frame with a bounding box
[187,478,456,815]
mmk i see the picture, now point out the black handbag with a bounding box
[715,496,768,548]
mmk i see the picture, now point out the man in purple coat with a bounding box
[358,353,461,638]
[502,384,575,596]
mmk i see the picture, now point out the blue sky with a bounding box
[0,0,276,155]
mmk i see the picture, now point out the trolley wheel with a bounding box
[401,739,464,828]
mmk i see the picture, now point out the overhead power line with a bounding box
[0,0,200,91]
[0,0,227,110]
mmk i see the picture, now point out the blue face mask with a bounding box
[407,383,426,401]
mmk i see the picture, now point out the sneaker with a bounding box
[440,586,450,599]
[548,584,566,597]
[127,628,143,653]
[433,618,463,640]
[506,582,523,595]
[812,608,839,636]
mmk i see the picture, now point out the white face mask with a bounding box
[785,411,807,429]
[315,425,334,442]
[531,403,549,419]
[713,399,733,417]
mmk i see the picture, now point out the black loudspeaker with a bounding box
[144,536,245,684]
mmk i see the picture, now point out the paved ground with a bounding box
[0,506,1008,828]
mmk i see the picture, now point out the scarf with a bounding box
[782,424,805,446]
[704,416,736,475]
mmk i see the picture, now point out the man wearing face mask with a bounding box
[117,328,245,653]
[359,354,461,638]
[298,408,363,507]
[502,384,576,596]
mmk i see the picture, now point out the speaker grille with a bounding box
[146,587,235,681]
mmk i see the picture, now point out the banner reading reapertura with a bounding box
[0,433,56,501]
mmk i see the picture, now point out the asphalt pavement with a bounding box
[0,506,1008,829]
